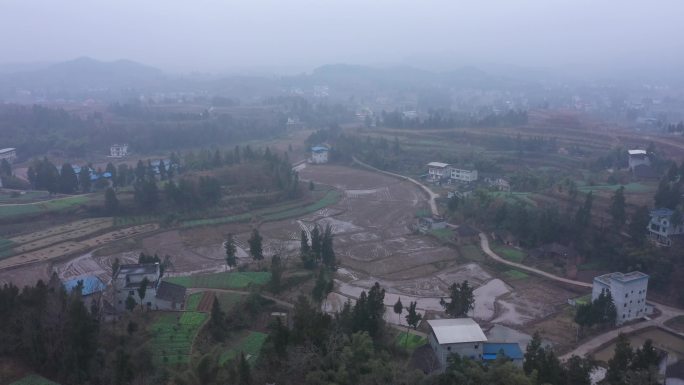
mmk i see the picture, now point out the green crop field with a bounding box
[395,332,427,351]
[166,271,271,290]
[185,292,203,311]
[492,244,526,263]
[114,215,160,227]
[0,196,89,219]
[149,311,208,366]
[261,190,341,221]
[180,213,252,228]
[577,182,655,194]
[219,331,268,366]
[9,374,60,385]
[429,228,454,242]
[504,269,530,280]
[460,244,484,262]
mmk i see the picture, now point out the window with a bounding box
[474,344,479,349]
[447,347,452,351]
[129,290,134,296]
[625,294,628,298]
[624,304,627,307]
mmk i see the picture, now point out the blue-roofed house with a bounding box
[63,275,107,299]
[310,146,329,164]
[482,342,524,367]
[648,208,684,247]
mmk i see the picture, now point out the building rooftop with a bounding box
[594,271,649,286]
[427,318,487,345]
[427,162,450,168]
[628,149,648,155]
[0,148,16,154]
[651,208,674,217]
[117,263,160,278]
[482,342,524,361]
[63,275,106,296]
[311,146,329,153]
[156,281,186,303]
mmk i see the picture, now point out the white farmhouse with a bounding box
[311,146,329,164]
[648,208,684,247]
[592,272,649,325]
[110,144,129,158]
[427,162,450,182]
[427,318,487,368]
[449,167,478,183]
[113,263,186,311]
[0,148,17,163]
[628,149,650,170]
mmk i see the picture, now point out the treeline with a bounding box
[666,121,684,133]
[0,103,285,159]
[378,109,528,129]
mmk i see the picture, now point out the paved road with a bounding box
[352,156,440,217]
[478,232,684,359]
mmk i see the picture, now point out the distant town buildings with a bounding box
[310,146,329,164]
[109,144,129,158]
[648,208,684,247]
[0,148,17,163]
[592,271,649,325]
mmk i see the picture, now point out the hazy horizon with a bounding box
[2,0,684,77]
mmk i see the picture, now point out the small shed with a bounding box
[482,342,524,367]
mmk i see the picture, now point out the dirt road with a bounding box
[351,156,440,217]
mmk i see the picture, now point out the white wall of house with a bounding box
[110,144,128,158]
[0,148,17,163]
[592,273,649,325]
[312,150,328,164]
[428,332,484,368]
[449,168,478,183]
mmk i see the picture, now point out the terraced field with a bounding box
[0,195,89,219]
[9,374,60,385]
[166,271,271,290]
[149,311,208,366]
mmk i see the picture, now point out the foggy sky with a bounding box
[1,0,683,75]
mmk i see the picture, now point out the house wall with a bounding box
[628,155,650,170]
[592,277,648,325]
[115,285,158,311]
[428,167,448,180]
[449,168,478,183]
[0,150,17,163]
[428,332,485,369]
[312,151,328,164]
[154,297,182,311]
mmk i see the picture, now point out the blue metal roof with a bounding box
[63,276,106,296]
[483,343,523,360]
[651,208,674,217]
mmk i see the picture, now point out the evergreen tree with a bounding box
[105,163,117,187]
[609,186,626,227]
[405,301,422,347]
[270,255,283,293]
[224,234,237,269]
[238,352,251,385]
[134,160,146,181]
[104,187,119,215]
[78,166,91,193]
[137,277,149,310]
[440,281,475,318]
[0,159,11,176]
[628,206,651,245]
[310,226,322,262]
[59,163,79,194]
[606,334,633,385]
[309,180,315,191]
[321,224,336,269]
[209,296,226,341]
[248,229,264,265]
[393,297,403,316]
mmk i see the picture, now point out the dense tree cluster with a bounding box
[0,103,286,159]
[574,289,617,331]
[606,334,662,385]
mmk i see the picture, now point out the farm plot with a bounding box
[9,218,112,245]
[149,311,208,366]
[219,331,268,366]
[0,195,89,219]
[190,290,245,312]
[165,271,271,290]
[9,219,113,255]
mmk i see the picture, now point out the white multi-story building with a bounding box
[110,144,129,158]
[0,148,17,163]
[449,167,478,183]
[592,271,649,325]
[427,162,450,182]
[648,208,684,247]
[311,146,329,164]
[427,318,487,368]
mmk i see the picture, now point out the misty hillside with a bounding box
[0,57,166,93]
